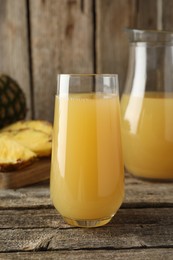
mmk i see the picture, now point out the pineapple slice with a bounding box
[11,128,52,157]
[0,136,36,172]
[2,120,52,136]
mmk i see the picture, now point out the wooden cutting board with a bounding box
[0,158,51,189]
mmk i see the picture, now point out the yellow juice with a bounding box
[121,93,173,179]
[50,93,124,220]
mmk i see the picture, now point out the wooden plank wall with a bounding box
[0,0,31,118]
[0,0,173,121]
[29,0,94,120]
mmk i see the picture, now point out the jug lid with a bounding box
[126,28,173,43]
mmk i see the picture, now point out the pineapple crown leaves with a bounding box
[0,75,27,128]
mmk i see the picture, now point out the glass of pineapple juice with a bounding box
[50,74,124,228]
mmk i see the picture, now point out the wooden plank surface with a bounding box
[0,0,31,118]
[0,248,172,260]
[0,208,172,229]
[0,208,172,252]
[29,0,94,122]
[124,174,173,207]
[0,173,172,209]
[0,174,172,258]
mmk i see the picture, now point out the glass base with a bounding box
[132,174,173,182]
[63,216,112,228]
[125,167,173,182]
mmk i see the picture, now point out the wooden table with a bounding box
[0,173,172,260]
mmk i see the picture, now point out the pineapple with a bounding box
[1,120,53,158]
[0,136,36,172]
[0,120,52,171]
[12,128,52,157]
[0,75,26,128]
[2,120,52,136]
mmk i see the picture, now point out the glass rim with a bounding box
[126,28,173,35]
[57,74,118,78]
[125,28,173,43]
[57,74,119,95]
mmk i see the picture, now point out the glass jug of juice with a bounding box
[121,29,173,180]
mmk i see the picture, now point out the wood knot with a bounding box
[65,23,74,38]
[67,0,77,6]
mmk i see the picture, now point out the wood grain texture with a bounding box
[162,0,173,30]
[0,174,172,258]
[0,0,31,118]
[0,173,172,209]
[0,2,173,258]
[29,0,94,121]
[0,209,172,252]
[136,0,158,29]
[0,159,50,189]
[124,173,173,207]
[0,208,172,229]
[96,0,136,93]
[0,249,172,260]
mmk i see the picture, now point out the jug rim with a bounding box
[125,28,173,43]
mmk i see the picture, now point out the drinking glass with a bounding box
[50,74,124,227]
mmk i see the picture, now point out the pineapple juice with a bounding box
[121,93,173,179]
[50,93,124,220]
